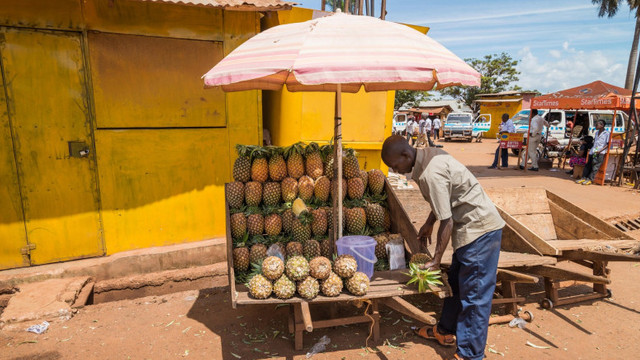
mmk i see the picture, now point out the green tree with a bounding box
[394,90,429,109]
[440,52,521,111]
[592,0,640,89]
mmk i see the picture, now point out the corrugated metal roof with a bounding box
[130,0,296,11]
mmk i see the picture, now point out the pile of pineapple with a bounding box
[226,142,397,300]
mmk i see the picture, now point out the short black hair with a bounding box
[532,109,539,116]
[597,119,606,126]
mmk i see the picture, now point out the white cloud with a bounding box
[516,43,625,93]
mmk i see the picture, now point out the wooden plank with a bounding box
[546,190,633,240]
[561,250,640,262]
[312,315,373,329]
[555,292,607,307]
[546,239,639,251]
[513,213,557,240]
[300,301,313,332]
[441,251,556,268]
[548,201,610,240]
[518,265,610,284]
[385,179,421,255]
[225,185,237,309]
[379,296,437,325]
[494,205,560,256]
[497,269,539,284]
[486,187,550,215]
[501,224,542,255]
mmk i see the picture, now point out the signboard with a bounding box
[499,133,524,149]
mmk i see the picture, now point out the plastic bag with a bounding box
[26,321,50,334]
[306,335,330,358]
[267,244,285,262]
[509,317,527,329]
[387,236,406,270]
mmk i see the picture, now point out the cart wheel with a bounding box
[540,298,553,309]
[606,289,612,298]
[524,310,534,322]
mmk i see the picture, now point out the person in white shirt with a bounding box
[425,116,433,141]
[433,117,441,140]
[406,117,417,145]
[489,113,515,169]
[577,119,610,185]
[520,109,548,171]
[419,116,426,135]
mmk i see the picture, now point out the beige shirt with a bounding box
[411,148,505,250]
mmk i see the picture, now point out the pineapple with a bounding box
[264,213,282,237]
[311,209,328,236]
[333,254,358,278]
[405,263,443,294]
[321,145,335,180]
[321,272,343,297]
[292,211,312,243]
[383,208,391,231]
[281,177,299,203]
[346,272,370,296]
[285,256,310,281]
[304,142,324,179]
[297,276,320,300]
[247,274,272,299]
[319,237,333,258]
[262,256,285,280]
[286,241,303,257]
[233,145,252,183]
[309,256,331,280]
[358,170,369,190]
[230,212,247,239]
[373,233,390,260]
[347,177,364,200]
[365,203,385,229]
[246,210,264,236]
[284,142,305,179]
[345,207,366,234]
[343,148,360,179]
[331,178,348,201]
[226,181,244,209]
[232,235,250,272]
[267,146,288,181]
[282,208,294,234]
[367,169,385,195]
[273,275,296,299]
[250,147,269,183]
[263,182,281,207]
[249,236,268,265]
[244,181,263,207]
[409,252,433,267]
[298,176,315,202]
[303,239,321,259]
[314,176,331,203]
[326,206,346,234]
[292,198,308,216]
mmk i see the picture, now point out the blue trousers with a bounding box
[438,229,502,360]
[491,145,508,168]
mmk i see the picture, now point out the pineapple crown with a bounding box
[404,263,443,294]
[235,144,251,158]
[364,193,388,205]
[344,148,358,158]
[244,206,264,216]
[250,234,267,246]
[229,205,247,215]
[343,198,367,209]
[320,144,334,160]
[250,146,269,160]
[266,145,284,158]
[283,142,305,159]
[297,210,313,225]
[233,232,249,247]
[245,263,264,285]
[304,142,320,156]
[262,205,283,215]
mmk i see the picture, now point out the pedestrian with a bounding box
[488,113,515,169]
[433,116,441,140]
[577,120,609,185]
[406,117,416,145]
[425,115,433,142]
[419,115,426,136]
[520,109,548,171]
[381,135,505,360]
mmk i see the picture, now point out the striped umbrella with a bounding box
[203,10,480,240]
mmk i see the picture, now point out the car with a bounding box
[443,113,474,142]
[392,112,408,135]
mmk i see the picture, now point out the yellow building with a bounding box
[262,7,429,171]
[0,0,291,270]
[475,91,538,137]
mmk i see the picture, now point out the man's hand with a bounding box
[419,260,440,271]
[418,222,434,245]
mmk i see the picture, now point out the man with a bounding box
[488,113,515,169]
[406,117,416,145]
[520,109,548,171]
[425,115,433,142]
[577,119,609,185]
[381,135,505,360]
[433,116,441,140]
[419,115,426,137]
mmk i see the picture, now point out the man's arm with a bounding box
[417,211,437,245]
[422,217,453,270]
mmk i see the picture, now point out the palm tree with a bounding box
[592,0,640,89]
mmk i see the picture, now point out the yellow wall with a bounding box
[0,0,262,268]
[478,96,525,137]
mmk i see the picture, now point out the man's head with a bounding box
[532,109,539,116]
[596,119,605,130]
[501,113,509,122]
[381,135,416,174]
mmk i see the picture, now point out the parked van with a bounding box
[443,112,492,142]
[392,112,407,135]
[511,109,626,140]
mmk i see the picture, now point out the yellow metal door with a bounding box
[0,28,103,265]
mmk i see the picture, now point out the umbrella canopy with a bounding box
[531,80,637,110]
[202,11,480,92]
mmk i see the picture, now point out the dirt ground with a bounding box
[2,140,640,360]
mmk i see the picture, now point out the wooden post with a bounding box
[345,0,350,13]
[523,110,533,172]
[358,0,364,15]
[321,0,326,11]
[333,84,344,244]
[365,0,369,16]
[594,110,617,185]
[370,0,375,17]
[380,0,386,19]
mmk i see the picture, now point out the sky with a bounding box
[297,0,638,93]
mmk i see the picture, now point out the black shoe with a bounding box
[528,167,539,171]
[519,165,524,170]
[488,166,497,169]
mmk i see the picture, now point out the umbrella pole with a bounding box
[332,84,344,249]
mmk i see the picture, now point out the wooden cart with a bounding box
[486,187,640,309]
[225,180,451,350]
